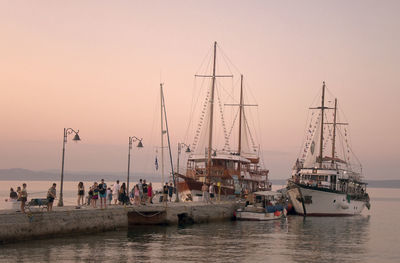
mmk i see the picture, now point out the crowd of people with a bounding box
[7,179,181,213]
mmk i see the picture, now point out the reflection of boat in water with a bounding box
[236,191,287,221]
[287,82,370,216]
[176,42,270,201]
[287,215,370,262]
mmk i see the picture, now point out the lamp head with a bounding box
[72,133,81,142]
[185,146,191,153]
[137,140,143,148]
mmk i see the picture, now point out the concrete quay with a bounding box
[0,201,240,243]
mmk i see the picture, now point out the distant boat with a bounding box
[176,42,271,201]
[235,191,287,221]
[287,82,370,216]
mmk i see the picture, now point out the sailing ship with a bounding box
[287,82,370,216]
[176,42,271,201]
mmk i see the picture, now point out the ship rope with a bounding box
[216,84,231,151]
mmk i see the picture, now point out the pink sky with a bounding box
[0,1,399,179]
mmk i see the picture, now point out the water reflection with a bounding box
[0,216,371,263]
[287,215,370,263]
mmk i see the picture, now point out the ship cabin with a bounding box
[186,152,269,192]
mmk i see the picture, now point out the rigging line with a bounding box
[256,105,266,166]
[243,104,258,150]
[215,77,236,102]
[297,109,313,159]
[216,85,230,150]
[217,44,242,76]
[185,55,213,144]
[243,78,259,106]
[338,124,362,170]
[243,112,257,152]
[143,85,160,172]
[217,45,236,77]
[195,43,214,75]
[227,108,240,140]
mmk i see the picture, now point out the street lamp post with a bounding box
[127,136,143,195]
[58,128,81,207]
[176,142,191,202]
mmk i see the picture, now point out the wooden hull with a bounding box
[177,175,235,201]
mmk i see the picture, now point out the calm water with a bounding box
[0,181,399,263]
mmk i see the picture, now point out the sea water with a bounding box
[0,181,399,263]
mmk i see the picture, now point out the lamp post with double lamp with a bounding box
[127,136,143,195]
[176,142,191,202]
[58,128,81,207]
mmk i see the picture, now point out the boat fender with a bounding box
[340,201,349,209]
[274,210,281,217]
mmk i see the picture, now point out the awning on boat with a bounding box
[188,154,251,163]
[322,156,347,164]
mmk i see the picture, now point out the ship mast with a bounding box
[160,83,165,185]
[195,42,233,182]
[207,41,217,181]
[238,74,244,156]
[331,98,337,165]
[318,81,326,168]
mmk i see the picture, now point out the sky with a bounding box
[0,0,399,180]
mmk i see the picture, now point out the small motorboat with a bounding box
[236,191,287,221]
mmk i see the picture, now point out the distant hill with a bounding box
[0,168,161,183]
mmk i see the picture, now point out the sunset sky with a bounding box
[0,0,399,180]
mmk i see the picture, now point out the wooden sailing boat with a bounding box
[287,82,370,216]
[176,42,270,201]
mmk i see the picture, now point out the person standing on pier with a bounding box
[138,179,143,202]
[163,183,168,203]
[87,186,93,205]
[47,183,57,212]
[99,179,107,209]
[112,180,120,205]
[147,182,153,204]
[9,188,18,201]
[201,183,209,203]
[133,185,140,205]
[77,182,85,207]
[19,183,28,213]
[92,182,99,208]
[119,183,127,205]
[142,180,148,204]
[209,183,215,202]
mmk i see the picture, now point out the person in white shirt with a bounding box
[112,180,120,205]
[209,183,215,201]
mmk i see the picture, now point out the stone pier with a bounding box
[0,201,240,243]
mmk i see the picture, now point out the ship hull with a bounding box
[287,184,368,216]
[177,176,235,202]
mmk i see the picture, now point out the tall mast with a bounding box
[237,75,244,176]
[319,81,326,168]
[238,74,244,155]
[160,83,165,185]
[207,41,217,180]
[161,86,177,200]
[331,98,337,165]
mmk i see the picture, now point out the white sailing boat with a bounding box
[287,82,370,216]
